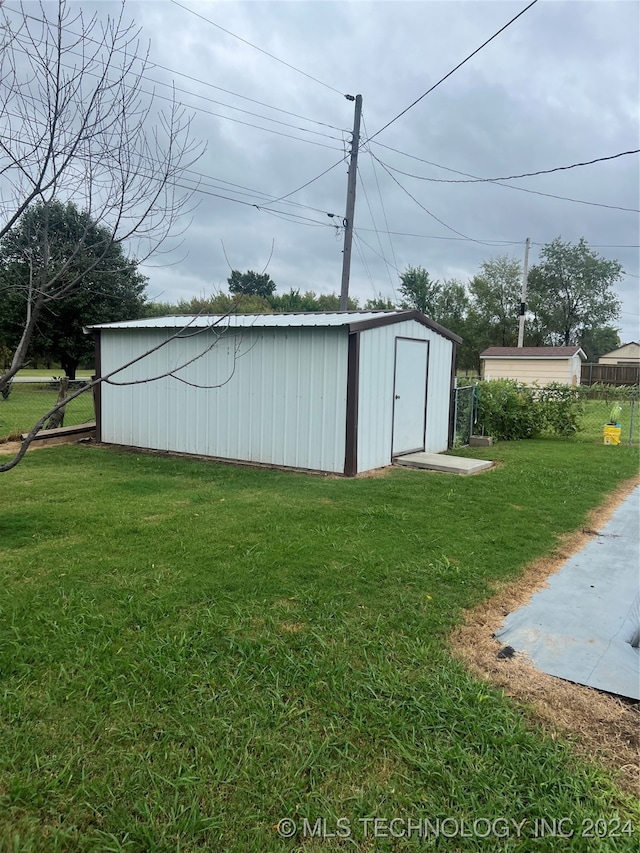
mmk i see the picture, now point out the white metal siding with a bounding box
[100,326,348,473]
[357,320,453,472]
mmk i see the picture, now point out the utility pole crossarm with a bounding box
[339,94,363,311]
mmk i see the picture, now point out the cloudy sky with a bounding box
[14,0,640,340]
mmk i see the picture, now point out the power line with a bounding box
[17,48,347,151]
[6,6,350,134]
[365,0,539,143]
[357,227,522,244]
[259,157,348,208]
[354,230,402,275]
[362,116,399,299]
[370,145,640,213]
[169,0,347,97]
[356,165,396,292]
[374,159,512,246]
[352,232,377,296]
[376,149,640,186]
[177,168,343,219]
[47,49,349,143]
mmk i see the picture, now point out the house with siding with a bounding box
[598,342,640,365]
[480,346,586,387]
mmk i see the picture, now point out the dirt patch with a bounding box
[450,476,640,795]
[0,435,92,455]
[279,622,306,634]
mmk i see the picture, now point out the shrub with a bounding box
[476,380,585,440]
[536,383,584,436]
[476,379,543,440]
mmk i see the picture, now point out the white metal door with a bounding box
[392,338,428,456]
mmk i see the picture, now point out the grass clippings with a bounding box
[450,476,640,796]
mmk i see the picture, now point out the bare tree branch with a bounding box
[0,298,251,473]
[0,0,205,390]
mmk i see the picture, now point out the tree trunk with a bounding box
[45,378,69,430]
[62,358,78,380]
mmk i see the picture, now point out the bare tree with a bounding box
[0,0,204,392]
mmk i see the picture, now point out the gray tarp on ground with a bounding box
[497,486,640,700]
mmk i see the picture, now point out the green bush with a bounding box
[476,380,543,440]
[476,380,585,440]
[536,383,584,436]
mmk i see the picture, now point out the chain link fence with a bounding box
[577,389,638,445]
[453,382,638,447]
[0,378,95,441]
[452,384,478,447]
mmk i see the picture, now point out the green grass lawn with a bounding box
[0,441,639,851]
[576,399,639,444]
[0,383,95,440]
[12,369,94,378]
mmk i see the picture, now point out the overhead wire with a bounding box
[361,116,399,299]
[365,0,539,144]
[4,6,350,133]
[369,143,640,213]
[169,0,347,97]
[352,232,378,298]
[353,230,402,275]
[373,158,511,246]
[375,148,640,183]
[258,156,348,208]
[356,165,396,294]
[356,228,523,244]
[10,50,348,152]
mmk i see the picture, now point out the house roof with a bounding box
[599,342,640,358]
[87,310,463,344]
[480,346,586,360]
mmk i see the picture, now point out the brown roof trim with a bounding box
[348,309,463,344]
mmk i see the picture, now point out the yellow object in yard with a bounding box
[603,425,621,445]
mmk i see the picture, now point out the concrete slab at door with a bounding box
[392,338,428,456]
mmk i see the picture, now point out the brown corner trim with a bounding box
[344,331,360,476]
[93,331,102,443]
[448,341,457,448]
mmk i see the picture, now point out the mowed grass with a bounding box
[0,384,95,440]
[576,399,640,444]
[0,442,639,852]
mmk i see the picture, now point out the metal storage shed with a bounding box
[89,310,461,476]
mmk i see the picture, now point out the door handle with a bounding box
[395,394,400,400]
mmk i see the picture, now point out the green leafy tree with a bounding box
[227,270,276,299]
[364,294,396,310]
[578,326,621,362]
[267,290,359,311]
[527,237,623,346]
[398,266,441,315]
[0,200,147,378]
[469,256,522,349]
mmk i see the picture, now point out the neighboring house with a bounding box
[598,342,640,365]
[480,346,586,387]
[88,310,462,476]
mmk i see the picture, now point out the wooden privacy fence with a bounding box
[581,363,640,386]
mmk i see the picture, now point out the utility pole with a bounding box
[517,236,531,347]
[339,94,362,310]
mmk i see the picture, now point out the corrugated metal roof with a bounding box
[87,309,463,344]
[480,346,586,359]
[88,311,401,331]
